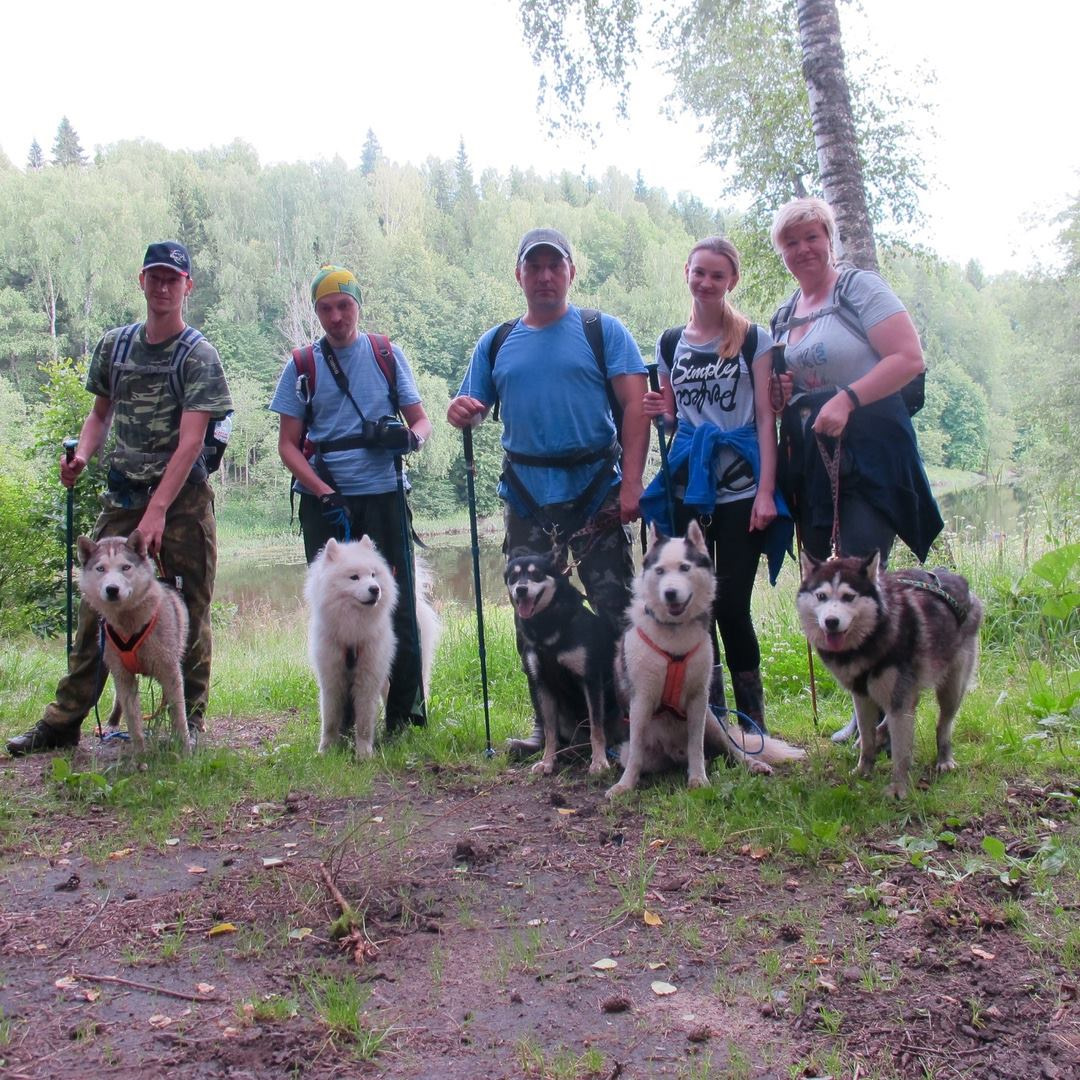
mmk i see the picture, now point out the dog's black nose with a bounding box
[368,586,380,600]
[105,585,120,600]
[663,588,679,603]
[824,616,839,631]
[515,584,528,598]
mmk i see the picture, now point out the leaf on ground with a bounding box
[288,927,313,941]
[165,838,180,847]
[186,864,207,875]
[196,983,216,994]
[643,910,663,927]
[84,988,101,1002]
[108,848,134,860]
[971,946,995,961]
[647,962,666,970]
[591,958,617,970]
[54,976,79,990]
[261,857,285,868]
[147,1014,173,1028]
[648,838,667,848]
[651,981,677,996]
[809,954,830,965]
[207,923,237,937]
[556,808,576,816]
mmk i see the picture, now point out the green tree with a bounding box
[361,129,382,176]
[518,0,930,259]
[51,116,87,168]
[27,139,45,171]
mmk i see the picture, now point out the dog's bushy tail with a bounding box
[724,725,807,764]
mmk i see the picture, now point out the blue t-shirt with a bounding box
[269,336,421,497]
[456,306,645,507]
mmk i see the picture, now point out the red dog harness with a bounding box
[635,628,704,720]
[103,605,161,675]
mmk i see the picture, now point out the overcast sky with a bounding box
[3,0,1076,274]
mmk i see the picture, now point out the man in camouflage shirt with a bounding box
[7,242,233,756]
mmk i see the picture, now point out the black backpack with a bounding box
[487,308,622,435]
[769,266,925,416]
[109,322,233,473]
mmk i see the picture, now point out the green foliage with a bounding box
[51,116,87,168]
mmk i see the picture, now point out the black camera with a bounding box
[371,415,411,451]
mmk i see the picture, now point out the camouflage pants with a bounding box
[41,481,218,733]
[503,486,634,636]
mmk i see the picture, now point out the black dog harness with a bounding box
[894,572,971,623]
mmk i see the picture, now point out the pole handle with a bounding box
[646,362,661,395]
[63,437,78,463]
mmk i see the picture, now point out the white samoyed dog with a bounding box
[305,536,441,758]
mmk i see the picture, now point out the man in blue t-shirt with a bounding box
[447,228,648,756]
[270,265,433,736]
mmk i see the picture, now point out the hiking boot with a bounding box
[6,721,80,757]
[731,669,767,735]
[506,717,544,761]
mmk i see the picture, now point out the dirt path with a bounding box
[1,735,1077,1079]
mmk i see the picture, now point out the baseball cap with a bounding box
[142,241,191,276]
[517,228,573,263]
[311,264,363,307]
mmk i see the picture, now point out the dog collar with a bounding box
[635,628,704,720]
[103,603,161,675]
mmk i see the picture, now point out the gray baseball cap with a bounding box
[517,228,573,263]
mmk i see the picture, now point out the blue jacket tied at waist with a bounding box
[640,421,793,585]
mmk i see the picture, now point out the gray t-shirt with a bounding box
[655,323,772,504]
[778,270,905,398]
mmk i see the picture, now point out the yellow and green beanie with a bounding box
[310,264,362,307]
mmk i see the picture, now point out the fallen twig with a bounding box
[69,971,221,1003]
[55,890,110,959]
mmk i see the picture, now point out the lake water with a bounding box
[215,482,1037,615]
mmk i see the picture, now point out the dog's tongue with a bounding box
[824,631,846,651]
[516,596,537,619]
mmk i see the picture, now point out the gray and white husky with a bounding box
[797,551,983,799]
[305,537,441,759]
[78,531,190,754]
[606,522,805,798]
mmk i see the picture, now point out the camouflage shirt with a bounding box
[86,324,233,489]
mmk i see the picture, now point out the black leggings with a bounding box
[678,497,763,673]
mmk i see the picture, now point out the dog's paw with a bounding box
[687,775,710,789]
[935,757,958,775]
[588,756,612,776]
[605,781,632,800]
[853,758,875,780]
[745,759,773,776]
[883,781,909,800]
[531,759,555,776]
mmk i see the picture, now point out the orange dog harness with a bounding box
[635,628,704,720]
[103,605,161,675]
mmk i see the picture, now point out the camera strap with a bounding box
[319,337,370,425]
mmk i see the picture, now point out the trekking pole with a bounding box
[462,425,494,758]
[645,363,676,532]
[62,437,78,654]
[393,455,427,727]
[794,520,820,730]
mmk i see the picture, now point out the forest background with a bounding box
[0,0,1078,637]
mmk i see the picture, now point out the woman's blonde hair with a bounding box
[769,197,837,257]
[686,236,750,358]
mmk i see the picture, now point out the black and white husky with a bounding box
[505,551,623,776]
[606,522,805,798]
[797,552,983,799]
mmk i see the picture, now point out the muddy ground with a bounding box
[1,722,1077,1080]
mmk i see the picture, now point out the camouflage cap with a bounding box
[311,265,362,308]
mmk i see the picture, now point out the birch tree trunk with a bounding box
[796,0,878,270]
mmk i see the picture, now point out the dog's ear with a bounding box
[127,530,148,559]
[358,535,375,551]
[863,550,881,581]
[647,522,661,550]
[799,550,821,580]
[76,535,96,566]
[323,538,339,561]
[686,519,706,552]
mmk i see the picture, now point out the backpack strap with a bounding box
[741,324,759,392]
[487,319,519,422]
[366,332,399,415]
[107,322,143,401]
[166,326,207,402]
[658,326,684,370]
